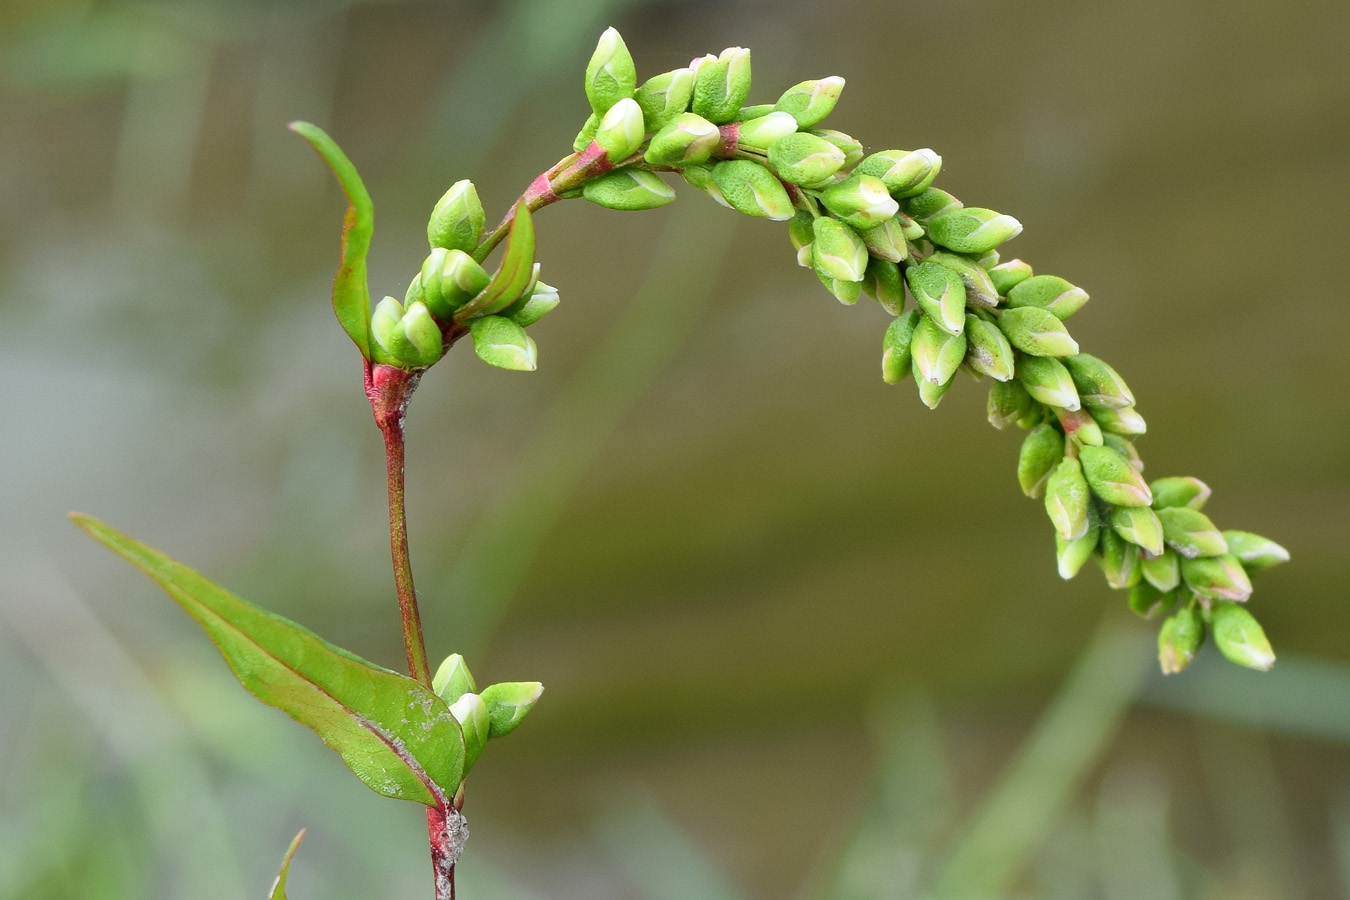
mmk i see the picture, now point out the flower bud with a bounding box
[469,315,537,371]
[448,691,491,771]
[417,248,491,320]
[1097,526,1142,589]
[774,76,845,127]
[402,302,443,366]
[1102,434,1142,470]
[1156,507,1228,558]
[595,97,645,163]
[811,216,868,281]
[855,216,908,264]
[767,132,846,185]
[882,309,921,384]
[910,315,966,386]
[736,104,776,120]
[711,160,794,220]
[643,113,719,167]
[895,210,925,240]
[809,129,864,168]
[864,257,905,315]
[1149,476,1211,510]
[1158,606,1205,674]
[927,251,1000,308]
[734,111,798,152]
[1006,274,1089,319]
[432,653,477,703]
[582,169,676,211]
[987,258,1033,296]
[1221,530,1290,573]
[692,47,752,124]
[905,188,962,222]
[427,180,486,253]
[856,148,942,198]
[1057,525,1099,579]
[906,261,967,335]
[371,297,441,368]
[988,378,1036,429]
[1080,445,1153,507]
[1045,456,1091,540]
[821,174,899,229]
[479,681,545,738]
[1141,548,1181,592]
[635,67,695,132]
[1062,354,1134,410]
[1181,554,1253,602]
[680,163,731,207]
[1018,422,1065,498]
[1017,355,1081,410]
[573,113,600,152]
[504,280,560,328]
[1210,602,1275,671]
[585,27,636,116]
[925,207,1023,254]
[817,270,862,305]
[1128,581,1171,618]
[1053,407,1104,447]
[1092,404,1147,436]
[1112,505,1165,556]
[915,371,952,409]
[998,306,1080,357]
[964,313,1016,381]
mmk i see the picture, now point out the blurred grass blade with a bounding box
[458,202,535,320]
[289,121,374,358]
[72,514,464,808]
[267,829,305,900]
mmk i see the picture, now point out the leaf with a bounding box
[268,830,306,900]
[454,202,536,322]
[289,121,374,359]
[72,514,464,808]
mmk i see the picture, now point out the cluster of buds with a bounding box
[432,653,543,780]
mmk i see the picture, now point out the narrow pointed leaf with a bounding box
[289,122,374,358]
[268,830,306,900]
[73,515,465,808]
[457,202,536,321]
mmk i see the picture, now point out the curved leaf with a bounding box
[454,202,536,322]
[72,514,464,807]
[268,830,306,900]
[289,121,374,358]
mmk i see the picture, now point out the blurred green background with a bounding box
[3,0,1348,898]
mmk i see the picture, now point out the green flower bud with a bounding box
[573,113,600,152]
[1017,355,1081,410]
[479,681,545,738]
[904,188,962,222]
[1092,404,1147,436]
[925,207,1023,254]
[1221,530,1290,573]
[1210,602,1275,671]
[1097,526,1142,589]
[788,209,815,266]
[643,113,719,167]
[469,315,537,371]
[1062,354,1134,410]
[635,67,695,132]
[417,248,491,321]
[1129,581,1173,618]
[585,27,636,116]
[895,210,925,240]
[681,163,731,208]
[987,258,1033,296]
[1081,445,1153,507]
[1158,606,1205,674]
[821,174,899,229]
[998,306,1080,357]
[1112,505,1165,556]
[809,129,864,168]
[402,302,443,366]
[1141,548,1181,592]
[906,261,966,335]
[1045,456,1091,540]
[1018,422,1065,498]
[1181,554,1253,602]
[767,132,846,185]
[735,104,776,120]
[857,215,910,263]
[427,180,486,253]
[812,216,868,281]
[711,160,794,220]
[735,111,798,152]
[595,97,645,163]
[505,280,560,328]
[1053,407,1104,447]
[910,315,966,386]
[1157,506,1228,558]
[863,257,906,315]
[856,148,942,198]
[964,312,1016,381]
[927,251,1000,308]
[1101,433,1142,470]
[432,653,477,703]
[915,370,952,409]
[1149,476,1211,509]
[773,76,845,127]
[817,270,862,305]
[1057,525,1099,579]
[370,296,407,362]
[691,47,752,124]
[448,691,491,771]
[988,378,1036,429]
[1006,274,1089,320]
[882,309,921,384]
[371,297,441,368]
[582,169,676,210]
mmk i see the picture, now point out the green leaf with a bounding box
[289,121,374,359]
[268,830,306,900]
[72,514,465,808]
[455,202,536,322]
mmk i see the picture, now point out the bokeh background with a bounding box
[3,0,1348,898]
